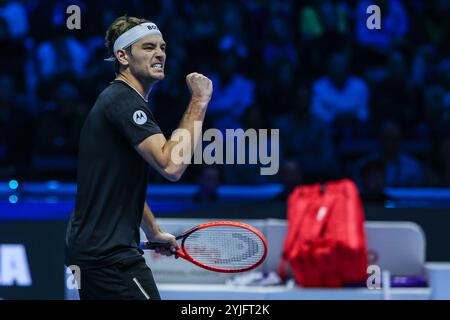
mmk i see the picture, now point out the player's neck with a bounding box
[116,72,154,101]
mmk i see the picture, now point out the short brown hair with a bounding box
[105,16,150,73]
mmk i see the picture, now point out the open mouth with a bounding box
[151,63,164,71]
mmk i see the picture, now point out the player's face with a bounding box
[128,35,166,82]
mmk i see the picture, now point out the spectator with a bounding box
[35,80,87,157]
[273,160,303,202]
[299,0,349,41]
[0,0,28,39]
[222,106,272,185]
[422,0,450,54]
[425,136,450,187]
[207,54,255,133]
[35,35,89,79]
[424,58,450,135]
[2,76,35,178]
[355,0,409,53]
[353,121,424,188]
[217,2,249,59]
[311,51,370,125]
[0,17,26,90]
[437,137,450,187]
[193,166,220,203]
[0,0,448,187]
[358,159,387,202]
[274,86,338,180]
[263,17,297,67]
[369,51,420,133]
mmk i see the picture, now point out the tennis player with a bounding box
[65,16,212,300]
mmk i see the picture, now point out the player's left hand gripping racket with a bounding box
[140,221,267,273]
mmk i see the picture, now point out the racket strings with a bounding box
[183,226,265,270]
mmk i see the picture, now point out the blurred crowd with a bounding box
[1,0,450,201]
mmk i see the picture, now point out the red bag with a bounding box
[279,179,368,287]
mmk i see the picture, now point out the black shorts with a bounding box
[78,256,161,300]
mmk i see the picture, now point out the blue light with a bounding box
[9,195,18,203]
[9,180,19,190]
[45,196,58,203]
[48,180,59,190]
[384,200,396,209]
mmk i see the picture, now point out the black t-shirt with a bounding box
[65,80,162,269]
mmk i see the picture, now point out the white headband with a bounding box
[104,22,162,62]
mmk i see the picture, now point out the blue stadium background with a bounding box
[1,0,450,300]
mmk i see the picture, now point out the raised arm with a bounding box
[135,73,212,181]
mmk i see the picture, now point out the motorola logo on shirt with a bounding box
[133,110,147,125]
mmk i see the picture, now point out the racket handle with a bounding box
[140,241,175,251]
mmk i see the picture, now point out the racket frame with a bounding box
[141,221,268,273]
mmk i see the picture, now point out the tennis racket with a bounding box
[140,221,267,273]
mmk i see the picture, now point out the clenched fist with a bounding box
[186,72,213,104]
